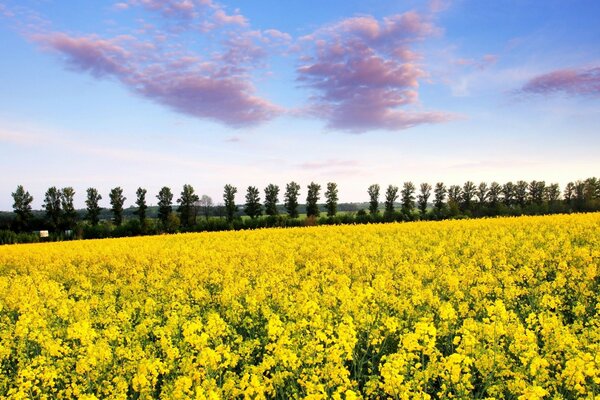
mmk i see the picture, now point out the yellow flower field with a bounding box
[1,214,599,399]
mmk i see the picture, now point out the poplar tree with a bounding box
[109,187,126,226]
[284,181,301,218]
[324,182,338,217]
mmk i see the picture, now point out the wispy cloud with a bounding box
[521,66,600,97]
[296,11,456,133]
[25,0,285,128]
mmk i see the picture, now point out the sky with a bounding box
[0,0,599,210]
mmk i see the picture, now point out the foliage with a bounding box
[1,214,599,398]
[264,184,279,217]
[384,185,399,218]
[43,186,62,231]
[85,188,102,226]
[306,182,321,218]
[417,183,431,217]
[109,187,126,227]
[11,185,33,232]
[284,181,301,219]
[177,184,199,228]
[134,187,148,227]
[367,184,380,215]
[401,181,416,215]
[223,184,238,223]
[324,182,338,217]
[61,187,77,231]
[157,186,173,227]
[244,186,262,219]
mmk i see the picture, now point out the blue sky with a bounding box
[0,0,599,209]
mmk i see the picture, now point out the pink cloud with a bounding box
[213,9,247,27]
[34,30,281,127]
[455,54,498,70]
[25,0,289,128]
[297,11,455,132]
[521,67,600,96]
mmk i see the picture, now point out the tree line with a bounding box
[1,177,599,244]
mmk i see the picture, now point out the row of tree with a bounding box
[6,177,600,238]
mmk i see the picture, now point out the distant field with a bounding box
[1,214,599,398]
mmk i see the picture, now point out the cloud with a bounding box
[29,1,285,128]
[454,54,498,70]
[521,66,600,97]
[296,12,455,133]
[298,159,359,170]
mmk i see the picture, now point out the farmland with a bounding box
[1,214,599,399]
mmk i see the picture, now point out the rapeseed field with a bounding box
[1,214,599,399]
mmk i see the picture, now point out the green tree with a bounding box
[109,187,126,226]
[546,183,560,204]
[264,184,280,217]
[384,185,399,216]
[61,187,77,230]
[488,182,501,207]
[514,180,528,207]
[367,184,380,215]
[134,187,148,227]
[157,186,174,227]
[244,186,262,219]
[433,182,446,211]
[476,182,488,205]
[401,182,416,214]
[502,182,515,206]
[11,185,33,232]
[284,182,301,218]
[223,184,238,222]
[85,188,102,226]
[177,184,199,228]
[529,180,546,205]
[447,185,462,215]
[461,181,476,211]
[306,182,321,218]
[199,195,213,221]
[417,183,431,216]
[44,186,62,231]
[324,182,338,217]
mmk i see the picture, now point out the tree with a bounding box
[574,180,586,210]
[199,195,213,221]
[367,184,380,215]
[178,184,199,228]
[400,182,416,214]
[488,182,502,207]
[514,180,528,207]
[11,185,33,232]
[306,182,321,218]
[157,186,174,227]
[384,185,399,216]
[433,182,447,211]
[476,182,488,205]
[324,182,338,217]
[284,182,301,218]
[109,187,126,226]
[223,184,238,222]
[44,186,62,231]
[417,183,431,216]
[447,185,462,214]
[461,181,476,211]
[502,182,515,206]
[264,184,280,217]
[546,183,561,204]
[85,188,102,226]
[529,180,546,205]
[61,187,77,230]
[244,186,262,219]
[134,187,148,227]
